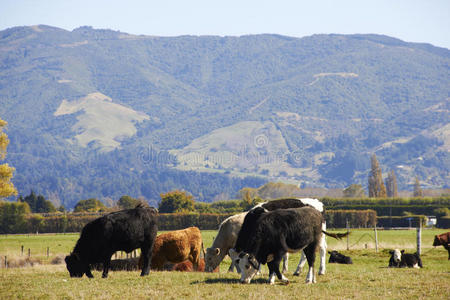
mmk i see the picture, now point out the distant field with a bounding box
[0,229,449,299]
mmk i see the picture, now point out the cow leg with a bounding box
[140,246,151,276]
[293,252,307,276]
[318,222,327,275]
[303,243,317,284]
[102,256,111,278]
[227,260,235,272]
[267,262,276,285]
[281,253,289,273]
[444,245,450,260]
[85,267,94,278]
[269,256,289,285]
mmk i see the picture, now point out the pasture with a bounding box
[1,229,449,299]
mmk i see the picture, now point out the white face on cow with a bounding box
[229,249,259,284]
[391,249,402,263]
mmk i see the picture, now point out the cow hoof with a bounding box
[293,272,300,276]
[282,280,289,285]
[318,271,325,275]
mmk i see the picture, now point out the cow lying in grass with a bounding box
[388,249,423,268]
[139,226,204,271]
[92,258,140,272]
[169,258,219,272]
[65,204,158,278]
[328,251,353,264]
[433,232,450,260]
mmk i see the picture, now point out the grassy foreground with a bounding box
[0,229,449,299]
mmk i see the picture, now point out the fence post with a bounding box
[21,245,24,256]
[4,256,7,269]
[346,219,350,250]
[28,248,31,258]
[47,247,49,258]
[374,226,378,252]
[417,220,422,256]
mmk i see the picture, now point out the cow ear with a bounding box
[389,250,394,255]
[401,250,405,254]
[328,251,332,254]
[215,248,220,255]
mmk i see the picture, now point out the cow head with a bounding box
[229,249,259,284]
[433,235,442,247]
[389,249,402,264]
[205,247,221,272]
[65,253,89,277]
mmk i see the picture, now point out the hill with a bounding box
[0,25,448,208]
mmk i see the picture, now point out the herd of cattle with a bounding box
[65,200,450,284]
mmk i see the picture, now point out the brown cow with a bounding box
[139,227,204,270]
[433,232,450,260]
[170,258,219,272]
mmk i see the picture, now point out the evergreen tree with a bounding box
[385,170,398,197]
[368,154,387,197]
[0,119,17,198]
[22,191,56,213]
[413,176,423,197]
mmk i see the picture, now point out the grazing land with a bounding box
[1,229,449,299]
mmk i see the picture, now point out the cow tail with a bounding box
[322,230,350,240]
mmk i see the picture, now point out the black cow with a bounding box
[388,249,423,268]
[229,206,348,284]
[65,204,158,278]
[230,198,329,276]
[328,250,353,264]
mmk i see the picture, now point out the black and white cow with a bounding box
[65,204,158,278]
[230,198,328,275]
[229,206,348,284]
[328,250,353,264]
[388,249,423,268]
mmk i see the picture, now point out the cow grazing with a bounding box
[170,258,219,272]
[144,226,204,271]
[230,206,348,284]
[65,204,158,278]
[205,212,246,273]
[433,232,450,259]
[230,198,329,276]
[388,249,423,268]
[328,251,353,264]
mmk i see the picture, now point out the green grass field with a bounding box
[1,229,449,299]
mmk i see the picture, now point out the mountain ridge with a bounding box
[0,25,448,207]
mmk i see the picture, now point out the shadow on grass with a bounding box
[191,277,270,285]
[191,277,298,285]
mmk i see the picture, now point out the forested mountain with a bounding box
[0,25,448,208]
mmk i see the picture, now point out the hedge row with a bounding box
[376,216,427,228]
[321,197,450,206]
[325,210,377,228]
[3,210,447,235]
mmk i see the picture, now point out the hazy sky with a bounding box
[1,0,449,49]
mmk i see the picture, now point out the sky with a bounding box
[1,0,450,49]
